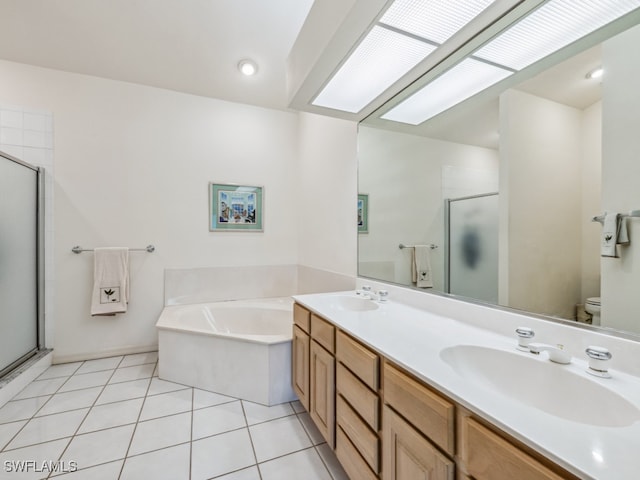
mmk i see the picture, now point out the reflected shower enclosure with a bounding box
[0,151,44,378]
[445,193,499,304]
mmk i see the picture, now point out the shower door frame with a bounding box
[0,150,45,378]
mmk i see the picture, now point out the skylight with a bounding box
[381,58,513,125]
[311,26,435,114]
[311,0,497,113]
[382,0,640,125]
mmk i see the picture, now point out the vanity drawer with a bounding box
[383,362,455,456]
[337,394,379,473]
[336,426,378,480]
[337,362,379,430]
[336,331,379,391]
[462,416,564,480]
[311,314,335,354]
[293,303,310,333]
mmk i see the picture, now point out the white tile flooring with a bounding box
[0,352,348,480]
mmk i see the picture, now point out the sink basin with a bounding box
[329,295,379,312]
[440,345,640,427]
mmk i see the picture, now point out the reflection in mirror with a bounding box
[358,16,640,336]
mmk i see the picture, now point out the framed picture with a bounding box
[209,183,264,232]
[358,193,368,233]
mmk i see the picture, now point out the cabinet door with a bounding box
[462,417,565,480]
[383,406,454,480]
[310,340,336,448]
[292,325,310,410]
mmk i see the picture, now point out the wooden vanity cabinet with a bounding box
[292,303,580,480]
[292,304,311,410]
[309,313,336,448]
[383,362,455,480]
[292,325,310,410]
[457,408,577,480]
[335,331,381,480]
[293,305,336,447]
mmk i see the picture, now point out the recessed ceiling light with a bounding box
[238,59,258,76]
[586,67,604,79]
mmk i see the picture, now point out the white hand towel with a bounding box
[412,245,434,288]
[601,213,630,258]
[91,247,130,316]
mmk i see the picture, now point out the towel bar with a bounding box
[399,243,438,250]
[592,211,640,224]
[71,245,155,254]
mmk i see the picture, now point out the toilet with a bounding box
[585,297,601,325]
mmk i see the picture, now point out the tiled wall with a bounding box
[0,104,54,348]
[164,265,356,306]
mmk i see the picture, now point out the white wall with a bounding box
[0,59,321,362]
[297,112,358,277]
[581,101,602,302]
[499,89,583,319]
[357,126,498,290]
[601,24,640,331]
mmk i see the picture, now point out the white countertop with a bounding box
[293,290,640,480]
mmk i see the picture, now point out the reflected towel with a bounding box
[601,213,629,258]
[91,247,130,316]
[412,245,433,288]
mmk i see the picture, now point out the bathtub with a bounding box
[156,297,297,405]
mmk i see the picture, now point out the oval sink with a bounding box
[329,295,379,312]
[440,345,640,427]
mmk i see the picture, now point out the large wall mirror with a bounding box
[358,7,640,337]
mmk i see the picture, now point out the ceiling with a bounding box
[0,0,314,110]
[0,0,612,137]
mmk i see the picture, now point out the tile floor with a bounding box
[0,352,348,480]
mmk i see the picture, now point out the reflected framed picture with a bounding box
[358,193,368,233]
[209,183,264,232]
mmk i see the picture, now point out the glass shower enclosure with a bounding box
[0,151,44,378]
[444,192,499,304]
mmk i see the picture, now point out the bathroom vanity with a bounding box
[292,290,640,480]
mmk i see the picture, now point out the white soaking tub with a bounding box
[155,297,296,405]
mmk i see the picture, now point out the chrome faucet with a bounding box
[528,342,572,364]
[515,327,535,351]
[358,285,372,298]
[375,290,389,302]
[585,346,612,378]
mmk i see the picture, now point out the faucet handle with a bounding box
[515,327,535,351]
[358,285,372,299]
[377,290,389,302]
[585,346,612,378]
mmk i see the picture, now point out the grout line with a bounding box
[116,360,156,480]
[313,443,337,480]
[292,403,336,480]
[239,399,263,480]
[3,356,329,480]
[45,357,125,480]
[116,439,191,461]
[0,366,86,458]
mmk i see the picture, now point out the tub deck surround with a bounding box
[156,297,297,406]
[293,290,640,480]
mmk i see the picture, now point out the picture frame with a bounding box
[358,193,369,233]
[209,183,264,232]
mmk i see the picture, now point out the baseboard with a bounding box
[52,344,159,364]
